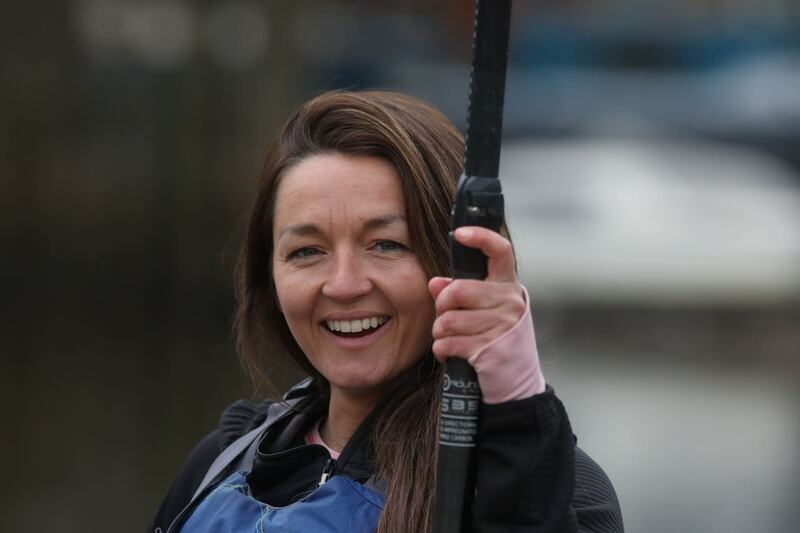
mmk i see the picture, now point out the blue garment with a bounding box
[180,471,385,533]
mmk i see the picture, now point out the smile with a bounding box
[325,316,389,335]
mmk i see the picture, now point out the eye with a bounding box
[287,247,322,260]
[373,240,407,253]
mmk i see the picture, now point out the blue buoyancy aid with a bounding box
[180,470,384,533]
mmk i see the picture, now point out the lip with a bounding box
[320,318,391,351]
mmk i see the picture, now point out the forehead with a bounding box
[273,153,406,227]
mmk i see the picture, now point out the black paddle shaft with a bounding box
[433,1,512,532]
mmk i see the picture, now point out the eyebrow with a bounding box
[363,214,406,232]
[276,214,406,242]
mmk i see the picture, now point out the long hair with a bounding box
[234,90,463,532]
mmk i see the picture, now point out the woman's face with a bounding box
[272,153,436,401]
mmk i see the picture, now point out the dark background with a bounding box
[2,1,799,532]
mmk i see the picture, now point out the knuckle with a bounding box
[431,319,442,339]
[497,238,512,256]
[432,316,446,338]
[502,315,518,332]
[435,337,453,357]
[435,313,458,337]
[447,282,467,306]
[512,296,527,317]
[443,312,462,336]
[435,294,450,314]
[431,340,444,358]
[434,286,450,308]
[433,316,448,337]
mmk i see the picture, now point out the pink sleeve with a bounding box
[466,287,546,404]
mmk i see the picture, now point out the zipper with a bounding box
[318,458,336,486]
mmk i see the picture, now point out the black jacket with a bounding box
[149,384,623,532]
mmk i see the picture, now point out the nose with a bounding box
[321,249,373,301]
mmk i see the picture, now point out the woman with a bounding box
[150,91,623,533]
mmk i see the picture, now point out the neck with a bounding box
[320,387,384,453]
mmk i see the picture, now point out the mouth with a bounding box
[323,316,390,338]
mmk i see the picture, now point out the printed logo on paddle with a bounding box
[439,373,480,447]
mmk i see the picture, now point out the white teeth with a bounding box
[325,316,388,333]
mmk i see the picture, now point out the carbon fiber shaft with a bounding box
[432,1,512,532]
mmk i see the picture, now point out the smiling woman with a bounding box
[148,91,623,533]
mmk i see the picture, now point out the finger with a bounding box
[434,279,494,314]
[434,278,523,316]
[431,308,498,340]
[427,276,453,301]
[453,226,516,282]
[432,334,493,362]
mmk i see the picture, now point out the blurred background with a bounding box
[2,0,799,531]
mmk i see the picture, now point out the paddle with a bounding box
[432,1,513,532]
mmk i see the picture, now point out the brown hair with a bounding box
[235,90,463,532]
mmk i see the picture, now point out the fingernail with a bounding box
[456,227,472,239]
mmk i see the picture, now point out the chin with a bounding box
[325,367,398,399]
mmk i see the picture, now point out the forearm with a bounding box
[472,388,578,532]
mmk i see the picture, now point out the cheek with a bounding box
[416,298,436,334]
[396,267,436,328]
[273,272,310,321]
[273,276,319,357]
